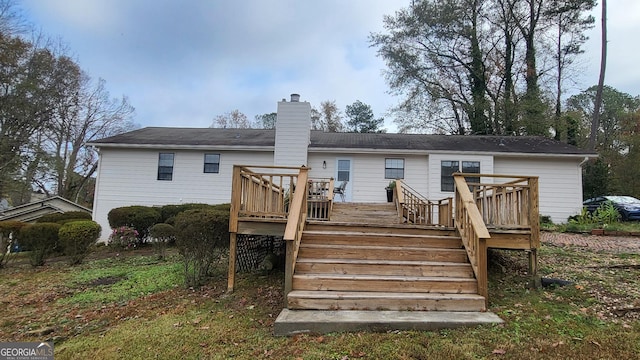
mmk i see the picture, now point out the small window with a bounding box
[157,153,174,181]
[204,154,220,173]
[385,158,405,179]
[440,160,459,192]
[337,159,350,182]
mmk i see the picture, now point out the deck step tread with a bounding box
[303,230,460,239]
[288,290,484,300]
[299,244,467,252]
[293,274,476,282]
[295,258,471,267]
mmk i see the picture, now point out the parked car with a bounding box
[583,196,640,221]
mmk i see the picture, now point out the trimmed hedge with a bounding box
[174,209,230,287]
[107,206,160,241]
[20,223,61,266]
[59,220,101,265]
[159,203,214,224]
[37,211,92,224]
[149,223,175,259]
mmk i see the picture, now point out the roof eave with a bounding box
[88,143,275,152]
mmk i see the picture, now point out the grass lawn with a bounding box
[1,240,639,360]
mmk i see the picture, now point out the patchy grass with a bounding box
[0,240,639,359]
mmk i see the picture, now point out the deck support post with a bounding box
[528,249,541,289]
[227,232,237,292]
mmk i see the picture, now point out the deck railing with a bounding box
[457,173,540,249]
[453,175,491,304]
[307,178,334,221]
[395,180,453,226]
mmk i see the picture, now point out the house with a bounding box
[0,196,92,223]
[89,94,596,241]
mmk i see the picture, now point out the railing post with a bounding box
[478,237,488,306]
[528,176,541,289]
[227,165,243,293]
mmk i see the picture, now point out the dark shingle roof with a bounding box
[90,127,595,156]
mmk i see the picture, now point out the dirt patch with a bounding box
[86,275,126,287]
[542,231,640,253]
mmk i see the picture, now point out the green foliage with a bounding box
[19,223,61,266]
[569,203,620,228]
[174,209,230,287]
[107,206,160,241]
[158,203,216,223]
[58,221,101,265]
[582,158,609,200]
[37,211,92,224]
[149,223,175,260]
[345,100,385,133]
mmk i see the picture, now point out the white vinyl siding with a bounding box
[493,157,584,224]
[308,153,428,203]
[92,148,273,241]
[274,101,311,167]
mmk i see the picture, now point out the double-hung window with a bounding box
[385,158,405,179]
[204,154,220,173]
[157,153,174,181]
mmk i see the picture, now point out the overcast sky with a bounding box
[20,0,640,132]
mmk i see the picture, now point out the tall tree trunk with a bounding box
[588,0,607,151]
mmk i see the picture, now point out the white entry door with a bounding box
[335,158,352,202]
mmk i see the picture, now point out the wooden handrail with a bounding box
[453,175,491,305]
[283,167,309,298]
[394,179,453,226]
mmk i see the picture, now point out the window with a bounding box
[441,160,481,192]
[204,154,220,173]
[385,158,405,179]
[337,159,350,181]
[440,161,459,192]
[462,161,480,184]
[157,153,174,181]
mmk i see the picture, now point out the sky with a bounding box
[19,0,640,132]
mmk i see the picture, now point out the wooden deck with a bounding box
[228,166,540,331]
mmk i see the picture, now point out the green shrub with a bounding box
[107,206,160,241]
[159,203,212,223]
[0,220,27,268]
[569,203,620,227]
[149,223,175,260]
[59,221,101,265]
[174,209,230,287]
[37,211,92,224]
[20,223,61,266]
[108,226,139,250]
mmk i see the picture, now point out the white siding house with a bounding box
[89,94,596,241]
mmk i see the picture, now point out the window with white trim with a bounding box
[157,153,174,181]
[204,154,220,173]
[385,158,405,179]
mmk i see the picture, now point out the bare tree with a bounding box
[211,109,251,128]
[588,0,607,151]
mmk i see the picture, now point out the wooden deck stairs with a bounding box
[288,221,486,312]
